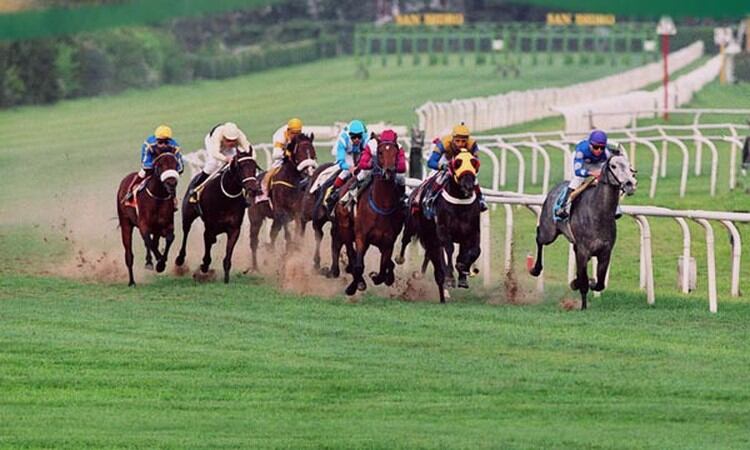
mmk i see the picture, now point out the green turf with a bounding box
[2,57,750,448]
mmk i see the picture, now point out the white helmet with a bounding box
[223,122,240,140]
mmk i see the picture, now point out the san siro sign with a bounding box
[546,12,616,26]
[395,13,465,26]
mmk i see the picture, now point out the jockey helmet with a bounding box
[154,125,172,139]
[223,122,241,140]
[452,123,470,138]
[380,129,398,143]
[287,118,303,133]
[348,120,366,136]
[589,130,607,146]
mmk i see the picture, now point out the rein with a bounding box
[219,155,255,199]
[144,152,179,201]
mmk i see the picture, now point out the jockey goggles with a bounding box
[591,144,606,151]
[349,132,363,140]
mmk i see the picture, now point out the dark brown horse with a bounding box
[116,152,181,286]
[330,138,406,296]
[398,150,482,303]
[299,162,339,272]
[246,133,317,269]
[175,150,260,283]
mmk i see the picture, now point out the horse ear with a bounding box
[370,131,377,141]
[310,132,314,142]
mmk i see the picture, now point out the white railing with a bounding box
[557,54,723,133]
[415,42,704,139]
[404,179,748,313]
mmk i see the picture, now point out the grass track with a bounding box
[1,56,750,448]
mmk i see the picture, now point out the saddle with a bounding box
[122,176,151,209]
[411,175,444,220]
[552,176,597,222]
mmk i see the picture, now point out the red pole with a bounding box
[662,33,669,120]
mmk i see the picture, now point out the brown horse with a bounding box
[330,138,406,296]
[175,150,260,283]
[246,133,317,269]
[116,151,181,286]
[398,150,482,303]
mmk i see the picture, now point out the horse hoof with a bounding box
[457,279,469,289]
[156,261,166,273]
[385,273,395,286]
[394,255,405,265]
[357,281,367,291]
[128,281,136,287]
[529,266,542,277]
[345,283,358,296]
[144,262,154,271]
[175,255,185,266]
[569,279,579,290]
[370,271,384,285]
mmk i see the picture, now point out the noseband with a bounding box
[221,155,257,198]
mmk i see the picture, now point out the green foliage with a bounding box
[54,42,80,98]
[733,54,750,82]
[1,66,27,107]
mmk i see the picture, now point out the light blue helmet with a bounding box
[348,120,366,136]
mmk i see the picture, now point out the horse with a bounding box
[529,151,637,310]
[330,138,406,296]
[175,150,260,283]
[397,150,482,303]
[246,133,317,269]
[116,151,181,286]
[299,162,338,271]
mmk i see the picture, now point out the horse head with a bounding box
[288,132,318,177]
[375,136,400,182]
[449,149,480,197]
[231,150,260,202]
[152,151,180,196]
[604,151,637,196]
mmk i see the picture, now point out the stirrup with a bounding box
[188,191,199,204]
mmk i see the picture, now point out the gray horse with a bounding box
[529,151,637,309]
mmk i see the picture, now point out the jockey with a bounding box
[344,129,407,205]
[262,117,303,196]
[425,123,488,212]
[123,124,184,205]
[188,122,252,203]
[556,129,615,219]
[324,119,369,214]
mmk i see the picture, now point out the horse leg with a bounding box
[156,231,174,273]
[223,228,241,283]
[395,223,413,265]
[370,246,394,286]
[283,221,294,254]
[456,241,481,289]
[443,244,456,288]
[571,248,591,310]
[144,241,154,271]
[328,224,343,278]
[426,244,446,303]
[268,218,283,252]
[248,217,263,272]
[201,230,216,273]
[175,207,197,267]
[140,230,162,269]
[530,224,558,277]
[592,249,612,292]
[120,221,136,286]
[346,239,369,296]
[313,220,324,270]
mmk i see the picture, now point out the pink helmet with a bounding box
[380,129,398,143]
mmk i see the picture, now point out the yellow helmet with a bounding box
[452,123,470,138]
[287,118,303,133]
[154,125,172,139]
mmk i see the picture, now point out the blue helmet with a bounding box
[348,120,366,136]
[589,130,607,146]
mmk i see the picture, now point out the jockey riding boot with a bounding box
[556,188,574,219]
[325,188,340,216]
[122,173,145,206]
[615,205,623,220]
[476,187,488,212]
[344,179,362,206]
[188,172,209,204]
[397,183,408,208]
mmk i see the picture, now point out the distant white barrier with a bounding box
[416,42,704,139]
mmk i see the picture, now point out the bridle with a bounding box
[291,137,318,174]
[220,154,257,199]
[146,152,179,200]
